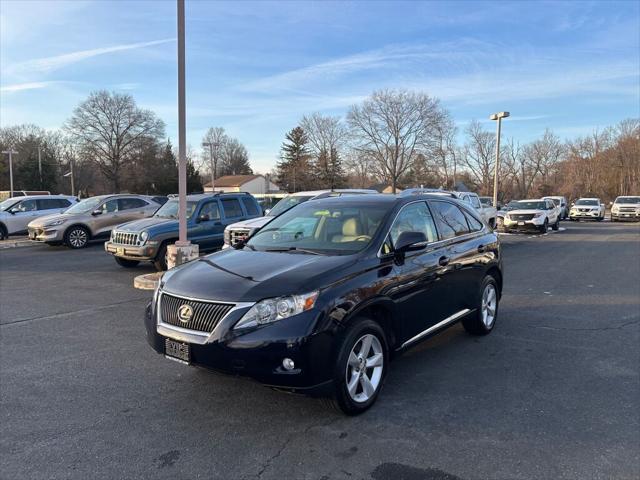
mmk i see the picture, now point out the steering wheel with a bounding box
[353,235,371,242]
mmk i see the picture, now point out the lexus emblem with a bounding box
[177,304,193,324]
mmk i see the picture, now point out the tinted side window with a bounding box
[470,195,481,208]
[463,210,484,232]
[199,201,220,220]
[221,198,243,218]
[430,201,470,239]
[119,198,148,210]
[100,199,119,213]
[241,197,260,216]
[389,202,438,245]
[37,199,69,210]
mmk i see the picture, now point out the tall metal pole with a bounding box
[209,143,215,191]
[2,150,17,198]
[38,146,43,188]
[70,159,75,196]
[492,117,502,208]
[176,0,188,245]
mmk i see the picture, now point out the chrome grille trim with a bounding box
[156,291,255,345]
[511,213,535,221]
[160,292,234,332]
[112,231,139,245]
[229,228,251,245]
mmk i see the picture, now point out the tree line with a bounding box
[1,89,637,202]
[276,90,639,202]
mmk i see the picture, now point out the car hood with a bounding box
[161,248,358,303]
[227,216,272,230]
[28,212,86,227]
[507,209,544,215]
[115,217,177,233]
[573,205,598,209]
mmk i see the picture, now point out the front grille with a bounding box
[578,208,593,213]
[511,214,534,221]
[229,228,251,245]
[113,231,139,245]
[159,293,235,333]
[619,207,637,213]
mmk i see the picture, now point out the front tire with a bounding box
[115,257,140,268]
[153,242,168,271]
[462,276,500,336]
[64,226,90,248]
[538,219,548,233]
[0,223,7,240]
[552,217,560,231]
[322,319,388,415]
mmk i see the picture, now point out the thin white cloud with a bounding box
[0,81,55,93]
[5,38,175,76]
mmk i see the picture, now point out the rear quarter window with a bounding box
[241,197,260,216]
[221,198,243,218]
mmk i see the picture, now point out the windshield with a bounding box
[247,202,391,254]
[479,197,492,206]
[575,199,599,206]
[65,197,103,214]
[154,200,197,219]
[267,195,315,217]
[504,201,520,211]
[0,199,20,211]
[614,197,640,204]
[514,201,546,210]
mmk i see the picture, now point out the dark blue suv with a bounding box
[105,193,262,270]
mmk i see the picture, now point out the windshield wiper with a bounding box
[264,247,322,255]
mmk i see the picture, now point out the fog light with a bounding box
[282,358,295,371]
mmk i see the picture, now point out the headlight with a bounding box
[223,228,231,245]
[612,206,619,213]
[44,219,66,227]
[504,214,511,220]
[139,231,149,245]
[234,290,319,330]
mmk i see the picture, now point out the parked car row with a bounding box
[0,195,78,240]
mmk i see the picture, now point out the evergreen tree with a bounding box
[276,126,315,192]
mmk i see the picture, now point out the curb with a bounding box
[0,239,38,250]
[133,272,163,290]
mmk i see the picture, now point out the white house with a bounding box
[203,174,280,194]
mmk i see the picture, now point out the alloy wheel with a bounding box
[69,228,87,248]
[345,334,384,403]
[481,283,497,328]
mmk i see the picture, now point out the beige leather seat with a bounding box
[332,217,367,243]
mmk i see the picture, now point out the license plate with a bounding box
[165,339,190,364]
[624,214,630,217]
[116,247,124,255]
[518,221,525,226]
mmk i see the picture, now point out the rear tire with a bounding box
[64,226,90,249]
[115,257,140,268]
[153,242,168,271]
[552,217,559,231]
[0,223,7,240]
[322,318,388,415]
[462,276,500,336]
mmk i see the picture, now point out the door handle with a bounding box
[438,256,450,267]
[477,244,486,253]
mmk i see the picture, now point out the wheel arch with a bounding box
[0,221,7,235]
[340,298,399,353]
[486,266,503,297]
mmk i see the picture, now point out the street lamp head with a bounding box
[489,112,510,120]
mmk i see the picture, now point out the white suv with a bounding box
[569,198,605,221]
[0,195,78,240]
[503,199,560,233]
[611,196,640,222]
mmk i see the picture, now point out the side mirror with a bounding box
[91,209,102,216]
[264,209,271,215]
[394,231,427,254]
[8,207,18,214]
[197,213,210,223]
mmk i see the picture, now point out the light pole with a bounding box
[37,146,43,188]
[489,111,509,208]
[176,0,187,245]
[202,141,219,192]
[2,149,18,197]
[63,159,75,196]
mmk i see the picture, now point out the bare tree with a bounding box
[344,151,374,188]
[461,120,495,195]
[347,89,440,193]
[201,127,228,180]
[65,91,165,191]
[428,108,458,188]
[301,113,348,189]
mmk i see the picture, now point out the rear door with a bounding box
[220,198,247,249]
[117,197,153,223]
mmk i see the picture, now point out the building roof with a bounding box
[203,174,262,188]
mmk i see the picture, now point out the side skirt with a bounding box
[397,308,474,351]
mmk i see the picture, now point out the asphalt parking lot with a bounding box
[1,221,639,480]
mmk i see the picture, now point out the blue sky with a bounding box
[1,0,638,173]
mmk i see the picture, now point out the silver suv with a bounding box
[28,194,161,248]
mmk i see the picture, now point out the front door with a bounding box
[92,198,121,236]
[383,201,452,343]
[190,200,223,250]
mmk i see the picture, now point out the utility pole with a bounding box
[489,111,510,208]
[2,150,18,198]
[37,146,43,188]
[63,159,75,196]
[177,0,187,245]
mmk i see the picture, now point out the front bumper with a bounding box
[144,298,334,394]
[105,240,159,260]
[611,211,640,221]
[503,217,545,231]
[569,210,601,219]
[28,226,64,242]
